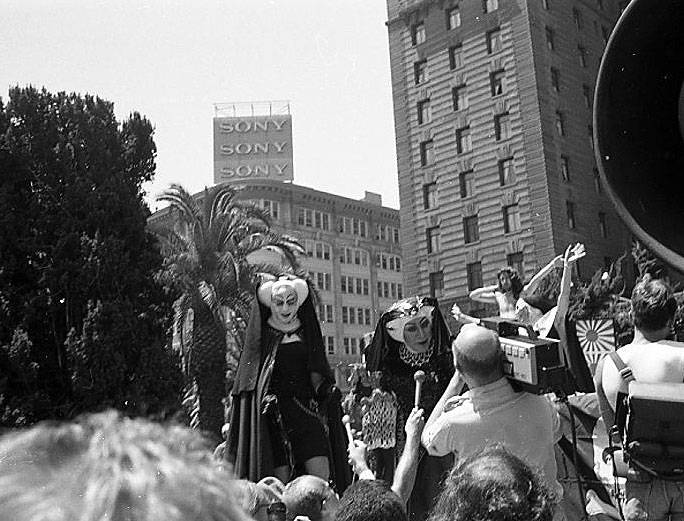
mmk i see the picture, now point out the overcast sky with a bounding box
[0,0,399,210]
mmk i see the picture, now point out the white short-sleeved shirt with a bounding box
[421,377,562,497]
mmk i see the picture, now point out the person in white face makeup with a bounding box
[365,296,456,521]
[227,274,351,494]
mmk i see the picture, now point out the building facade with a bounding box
[149,180,403,390]
[386,0,631,313]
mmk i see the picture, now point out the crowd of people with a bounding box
[1,244,683,521]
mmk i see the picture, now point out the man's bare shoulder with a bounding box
[616,340,684,361]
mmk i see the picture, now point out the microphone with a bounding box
[414,370,426,409]
[342,414,355,445]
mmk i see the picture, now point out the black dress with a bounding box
[269,334,329,467]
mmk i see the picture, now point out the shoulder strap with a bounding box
[609,351,635,383]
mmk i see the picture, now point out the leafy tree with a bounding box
[156,183,304,439]
[0,86,181,424]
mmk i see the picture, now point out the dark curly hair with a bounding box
[428,445,556,521]
[334,480,406,521]
[631,274,677,332]
[497,267,524,299]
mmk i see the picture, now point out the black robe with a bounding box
[365,296,455,521]
[226,291,351,492]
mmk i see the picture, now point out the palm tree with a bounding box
[157,183,304,439]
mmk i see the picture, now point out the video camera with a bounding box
[480,317,567,395]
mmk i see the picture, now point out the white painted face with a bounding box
[270,285,299,325]
[403,314,433,353]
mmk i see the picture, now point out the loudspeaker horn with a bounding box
[594,0,684,271]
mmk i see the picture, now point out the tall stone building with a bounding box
[386,0,631,313]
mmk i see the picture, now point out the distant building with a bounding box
[386,0,631,314]
[149,179,402,390]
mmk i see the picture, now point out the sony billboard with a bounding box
[213,115,293,183]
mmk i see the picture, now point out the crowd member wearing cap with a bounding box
[365,296,456,521]
[227,274,350,491]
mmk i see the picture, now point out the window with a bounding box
[449,44,463,69]
[578,46,587,68]
[417,99,431,125]
[599,212,608,238]
[459,170,474,198]
[313,242,331,260]
[326,336,335,355]
[551,67,560,92]
[545,27,555,51]
[393,228,400,243]
[541,0,550,9]
[298,208,330,230]
[342,306,352,324]
[423,182,438,209]
[456,126,472,154]
[494,113,511,141]
[466,262,483,291]
[412,22,426,45]
[588,125,594,151]
[398,283,403,299]
[315,272,331,291]
[452,85,468,111]
[490,70,505,96]
[555,111,565,136]
[420,140,434,167]
[573,8,583,30]
[262,200,280,220]
[507,252,524,278]
[447,7,461,29]
[464,215,479,243]
[339,217,368,238]
[582,85,592,108]
[322,304,334,322]
[503,204,520,233]
[486,28,503,54]
[566,201,576,229]
[560,155,570,181]
[593,168,602,194]
[429,271,445,298]
[414,60,428,85]
[426,226,440,254]
[499,157,515,185]
[483,0,499,13]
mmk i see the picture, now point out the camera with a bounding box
[479,317,567,395]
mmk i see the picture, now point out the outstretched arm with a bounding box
[521,243,585,299]
[451,304,481,325]
[554,243,585,359]
[469,284,499,304]
[392,407,425,504]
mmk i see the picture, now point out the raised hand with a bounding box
[405,407,425,444]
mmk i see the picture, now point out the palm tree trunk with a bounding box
[190,304,227,440]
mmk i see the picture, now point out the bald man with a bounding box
[421,325,562,501]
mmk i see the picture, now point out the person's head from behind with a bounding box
[452,325,504,387]
[0,410,250,521]
[282,475,339,521]
[631,275,677,337]
[234,478,283,521]
[497,267,523,298]
[334,480,406,521]
[428,445,555,521]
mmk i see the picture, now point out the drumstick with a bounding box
[414,370,426,409]
[341,415,355,445]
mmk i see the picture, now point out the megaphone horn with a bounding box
[594,0,684,272]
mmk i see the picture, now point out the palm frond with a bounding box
[197,280,227,335]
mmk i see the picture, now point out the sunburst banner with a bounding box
[573,319,616,375]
